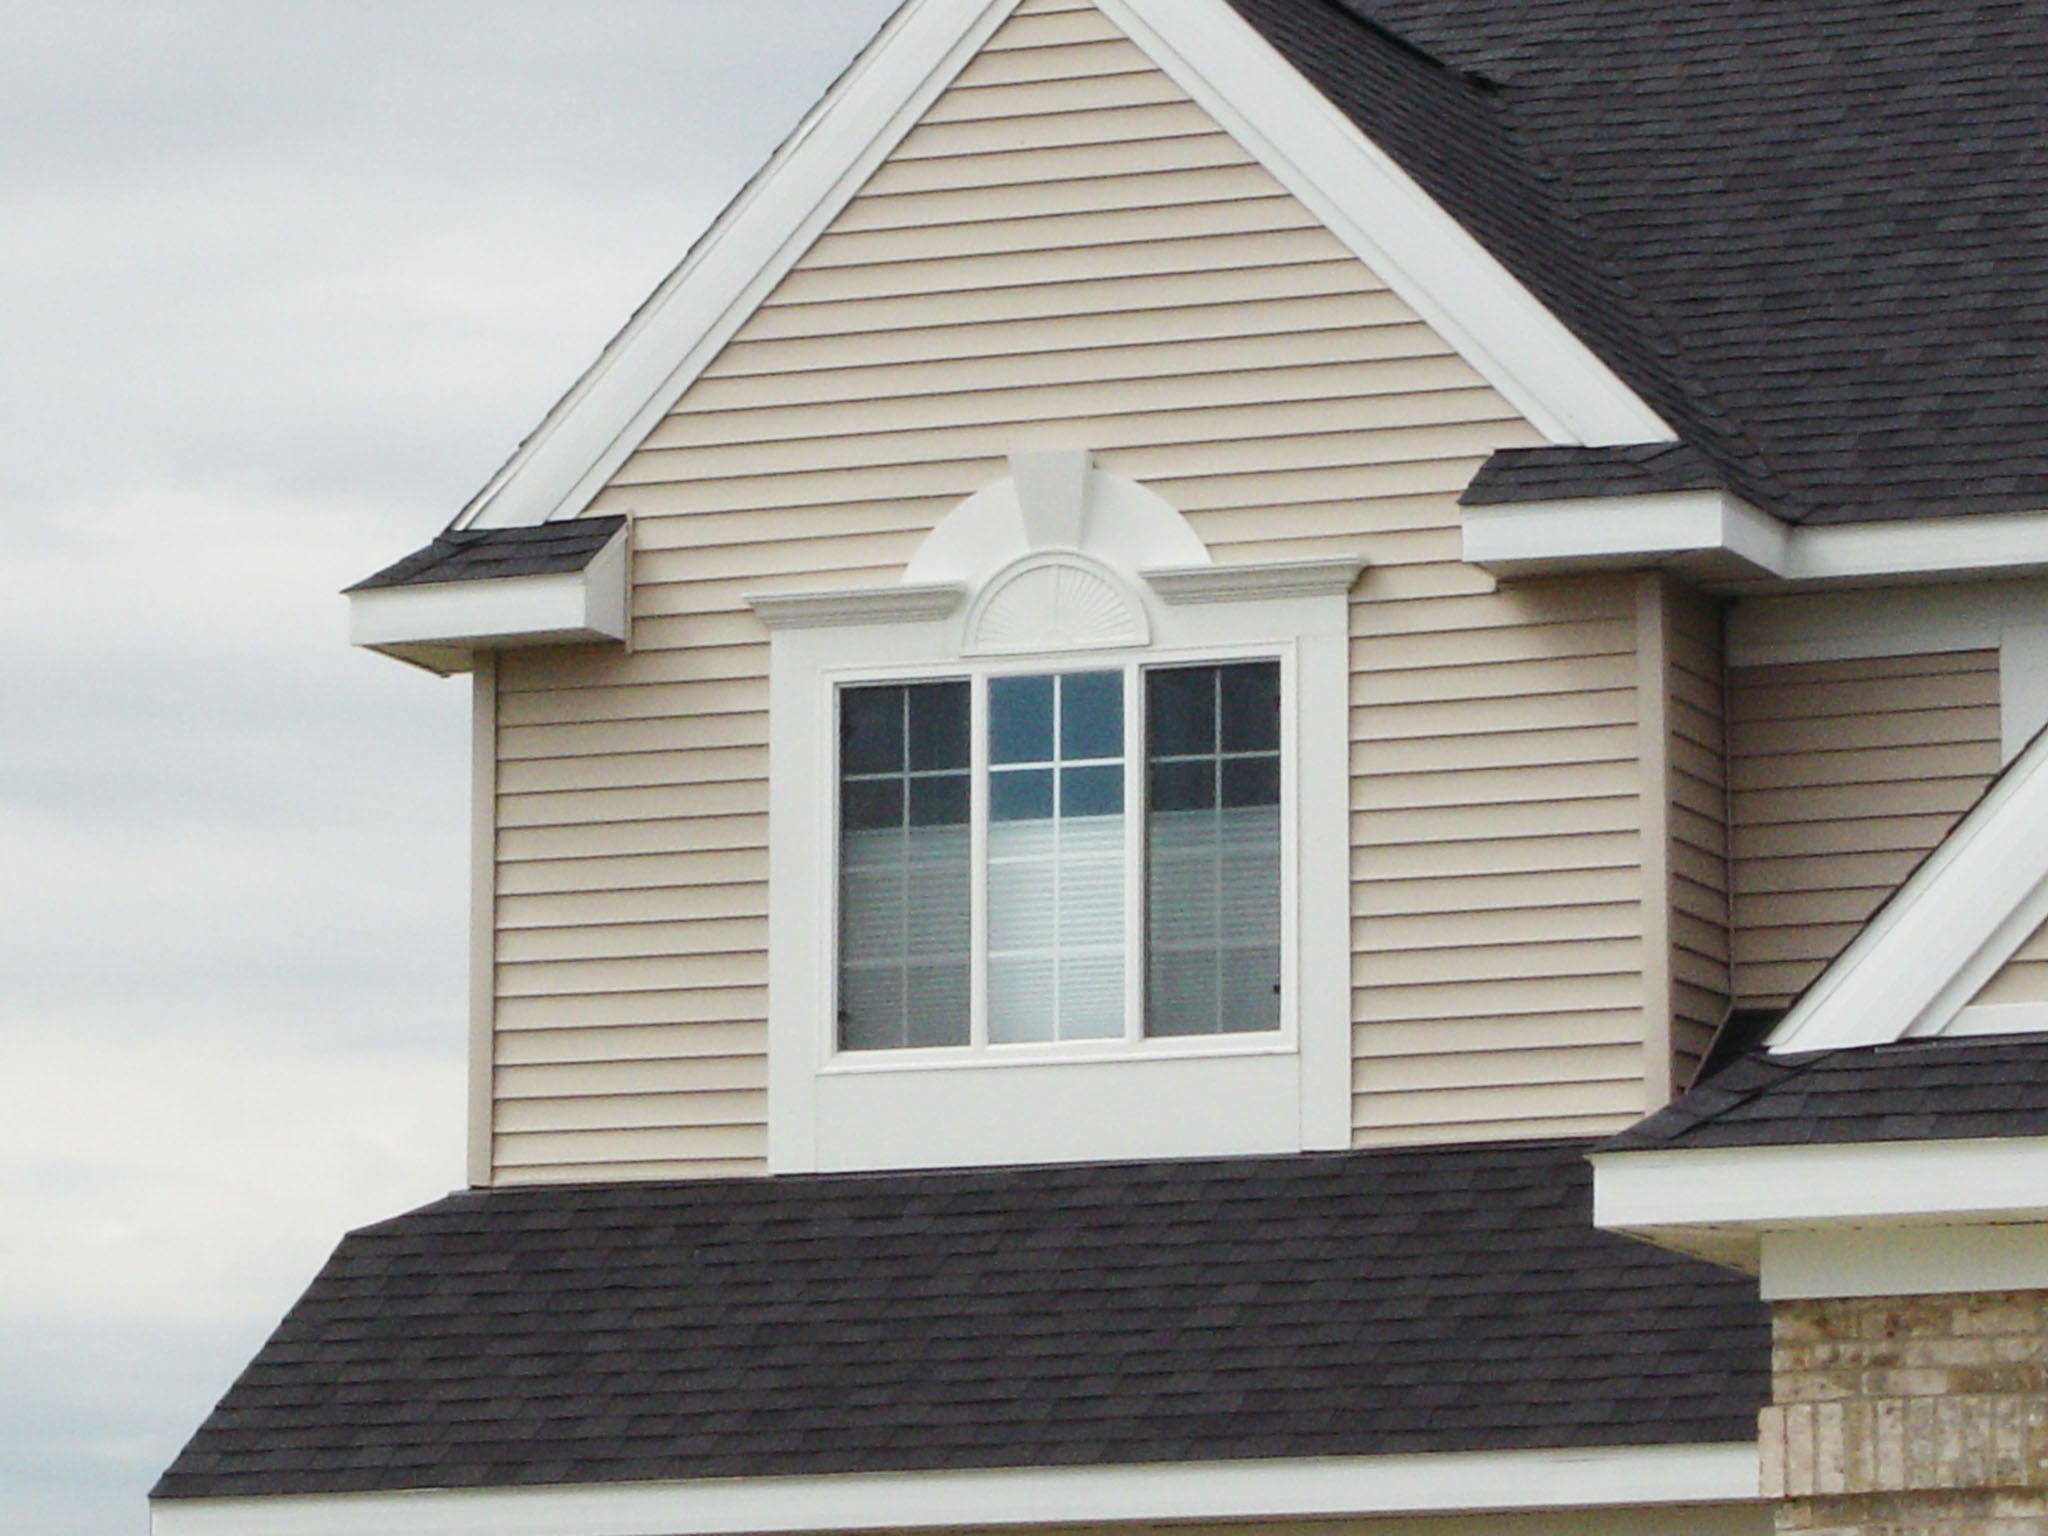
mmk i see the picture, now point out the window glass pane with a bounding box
[1219,662,1282,753]
[840,685,904,775]
[1144,662,1281,1038]
[908,681,970,770]
[839,682,970,1052]
[988,671,1126,1044]
[989,674,1054,764]
[908,773,969,827]
[1060,671,1122,760]
[990,767,1054,822]
[1061,764,1123,817]
[1147,666,1214,757]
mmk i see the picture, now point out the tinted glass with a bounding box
[990,767,1054,822]
[1219,662,1282,753]
[908,681,970,771]
[1060,671,1123,761]
[1146,666,1214,757]
[1062,764,1124,817]
[840,685,904,775]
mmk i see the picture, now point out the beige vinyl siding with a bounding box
[485,0,1660,1181]
[1729,649,2000,1008]
[1665,583,1728,1086]
[1969,915,2048,1008]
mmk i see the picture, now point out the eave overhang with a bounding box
[1462,480,2048,591]
[346,517,629,674]
[1592,1136,2048,1297]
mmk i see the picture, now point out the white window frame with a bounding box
[825,641,1301,1069]
[754,455,1357,1173]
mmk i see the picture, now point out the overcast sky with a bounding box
[0,4,898,1531]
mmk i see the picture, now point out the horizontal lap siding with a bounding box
[1971,917,2048,1008]
[488,0,1640,1181]
[1350,575,1648,1146]
[1729,650,2000,1008]
[1668,585,1728,1087]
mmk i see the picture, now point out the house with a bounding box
[152,0,2048,1532]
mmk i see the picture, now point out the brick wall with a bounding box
[1762,1291,2048,1533]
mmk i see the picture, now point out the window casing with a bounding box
[834,655,1288,1060]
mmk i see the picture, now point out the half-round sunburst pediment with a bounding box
[966,556,1147,655]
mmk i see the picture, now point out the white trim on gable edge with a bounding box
[148,1444,1763,1536]
[456,0,1672,531]
[1764,704,2048,1053]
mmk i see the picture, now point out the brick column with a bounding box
[1762,1291,2048,1533]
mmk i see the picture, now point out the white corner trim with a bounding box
[745,583,965,630]
[1468,496,2048,589]
[348,531,630,670]
[149,1444,1761,1536]
[459,0,1020,529]
[1760,1222,2048,1302]
[1145,556,1368,604]
[1593,1137,2048,1245]
[1097,0,1667,448]
[1765,712,2048,1052]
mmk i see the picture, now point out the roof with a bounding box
[1602,1034,2048,1153]
[1461,443,1725,506]
[1229,0,2048,525]
[346,515,626,592]
[155,1142,1766,1500]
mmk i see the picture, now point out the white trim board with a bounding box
[1592,1136,2048,1274]
[150,1444,1762,1536]
[1765,703,2048,1052]
[455,0,1671,531]
[1464,496,2048,589]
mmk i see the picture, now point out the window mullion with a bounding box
[1124,663,1145,1044]
[969,672,990,1053]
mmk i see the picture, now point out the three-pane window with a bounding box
[837,660,1283,1052]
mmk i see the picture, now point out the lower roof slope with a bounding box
[1604,1034,2048,1154]
[156,1141,1765,1501]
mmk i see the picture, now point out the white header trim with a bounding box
[1466,496,2048,589]
[1146,556,1368,604]
[151,1444,1761,1536]
[746,583,965,630]
[1766,703,2048,1051]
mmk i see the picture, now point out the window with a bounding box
[835,659,1284,1054]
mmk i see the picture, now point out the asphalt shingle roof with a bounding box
[1604,1034,2048,1153]
[155,1142,1766,1500]
[346,515,626,592]
[1228,0,2048,525]
[1461,443,1726,505]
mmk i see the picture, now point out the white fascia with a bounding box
[1462,491,1787,580]
[457,0,1683,534]
[347,529,629,675]
[1765,705,2048,1052]
[1592,1136,2048,1277]
[149,1444,1761,1536]
[1465,496,2048,589]
[458,0,1023,529]
[1098,0,1667,447]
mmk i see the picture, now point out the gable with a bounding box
[480,0,1690,1186]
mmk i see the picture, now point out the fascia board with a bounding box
[1766,714,2048,1051]
[1461,492,1786,578]
[458,0,1020,530]
[149,1444,1760,1536]
[1593,1137,2048,1239]
[1786,511,2048,582]
[1099,0,1669,449]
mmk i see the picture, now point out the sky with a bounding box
[0,4,898,1531]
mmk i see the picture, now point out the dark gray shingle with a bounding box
[156,1142,1766,1500]
[346,516,625,592]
